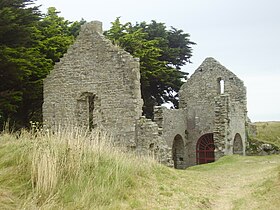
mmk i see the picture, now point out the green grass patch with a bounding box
[0,128,280,209]
[253,121,280,147]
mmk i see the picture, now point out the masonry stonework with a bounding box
[177,57,247,166]
[43,21,248,169]
[43,21,143,147]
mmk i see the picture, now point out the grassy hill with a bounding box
[250,121,280,147]
[0,129,280,209]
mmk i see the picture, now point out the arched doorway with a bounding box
[233,133,243,155]
[172,134,185,169]
[196,133,215,164]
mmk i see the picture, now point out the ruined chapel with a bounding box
[43,21,248,169]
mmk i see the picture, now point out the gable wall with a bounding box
[43,21,143,146]
[179,58,247,165]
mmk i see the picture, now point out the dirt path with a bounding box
[211,158,280,210]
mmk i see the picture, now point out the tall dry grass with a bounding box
[0,126,156,209]
[1,127,280,209]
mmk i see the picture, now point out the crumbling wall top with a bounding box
[81,20,103,34]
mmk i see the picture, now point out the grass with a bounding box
[252,121,280,147]
[0,127,280,209]
[0,128,156,209]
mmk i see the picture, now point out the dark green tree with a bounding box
[0,2,85,129]
[0,0,45,128]
[19,7,85,127]
[23,7,85,125]
[105,18,195,117]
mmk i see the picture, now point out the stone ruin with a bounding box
[43,21,248,169]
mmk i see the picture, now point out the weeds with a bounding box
[0,127,154,209]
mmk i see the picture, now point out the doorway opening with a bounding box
[233,133,243,155]
[76,92,97,130]
[196,133,215,164]
[172,134,185,169]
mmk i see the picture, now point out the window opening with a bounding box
[88,94,95,131]
[217,78,225,94]
[220,79,225,94]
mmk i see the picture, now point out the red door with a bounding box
[196,133,215,164]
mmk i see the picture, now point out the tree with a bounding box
[0,2,85,129]
[18,7,85,127]
[36,7,85,63]
[23,7,85,125]
[0,0,44,128]
[105,18,195,117]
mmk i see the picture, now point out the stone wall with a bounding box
[43,21,248,169]
[135,116,172,165]
[179,57,247,165]
[43,21,143,147]
[213,93,246,158]
[214,94,230,159]
[135,117,160,156]
[154,106,188,168]
[246,140,280,156]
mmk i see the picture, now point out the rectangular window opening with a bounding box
[217,78,225,94]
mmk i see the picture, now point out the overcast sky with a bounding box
[35,0,280,122]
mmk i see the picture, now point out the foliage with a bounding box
[0,0,44,127]
[0,1,85,129]
[37,7,85,63]
[105,18,196,117]
[0,0,41,47]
